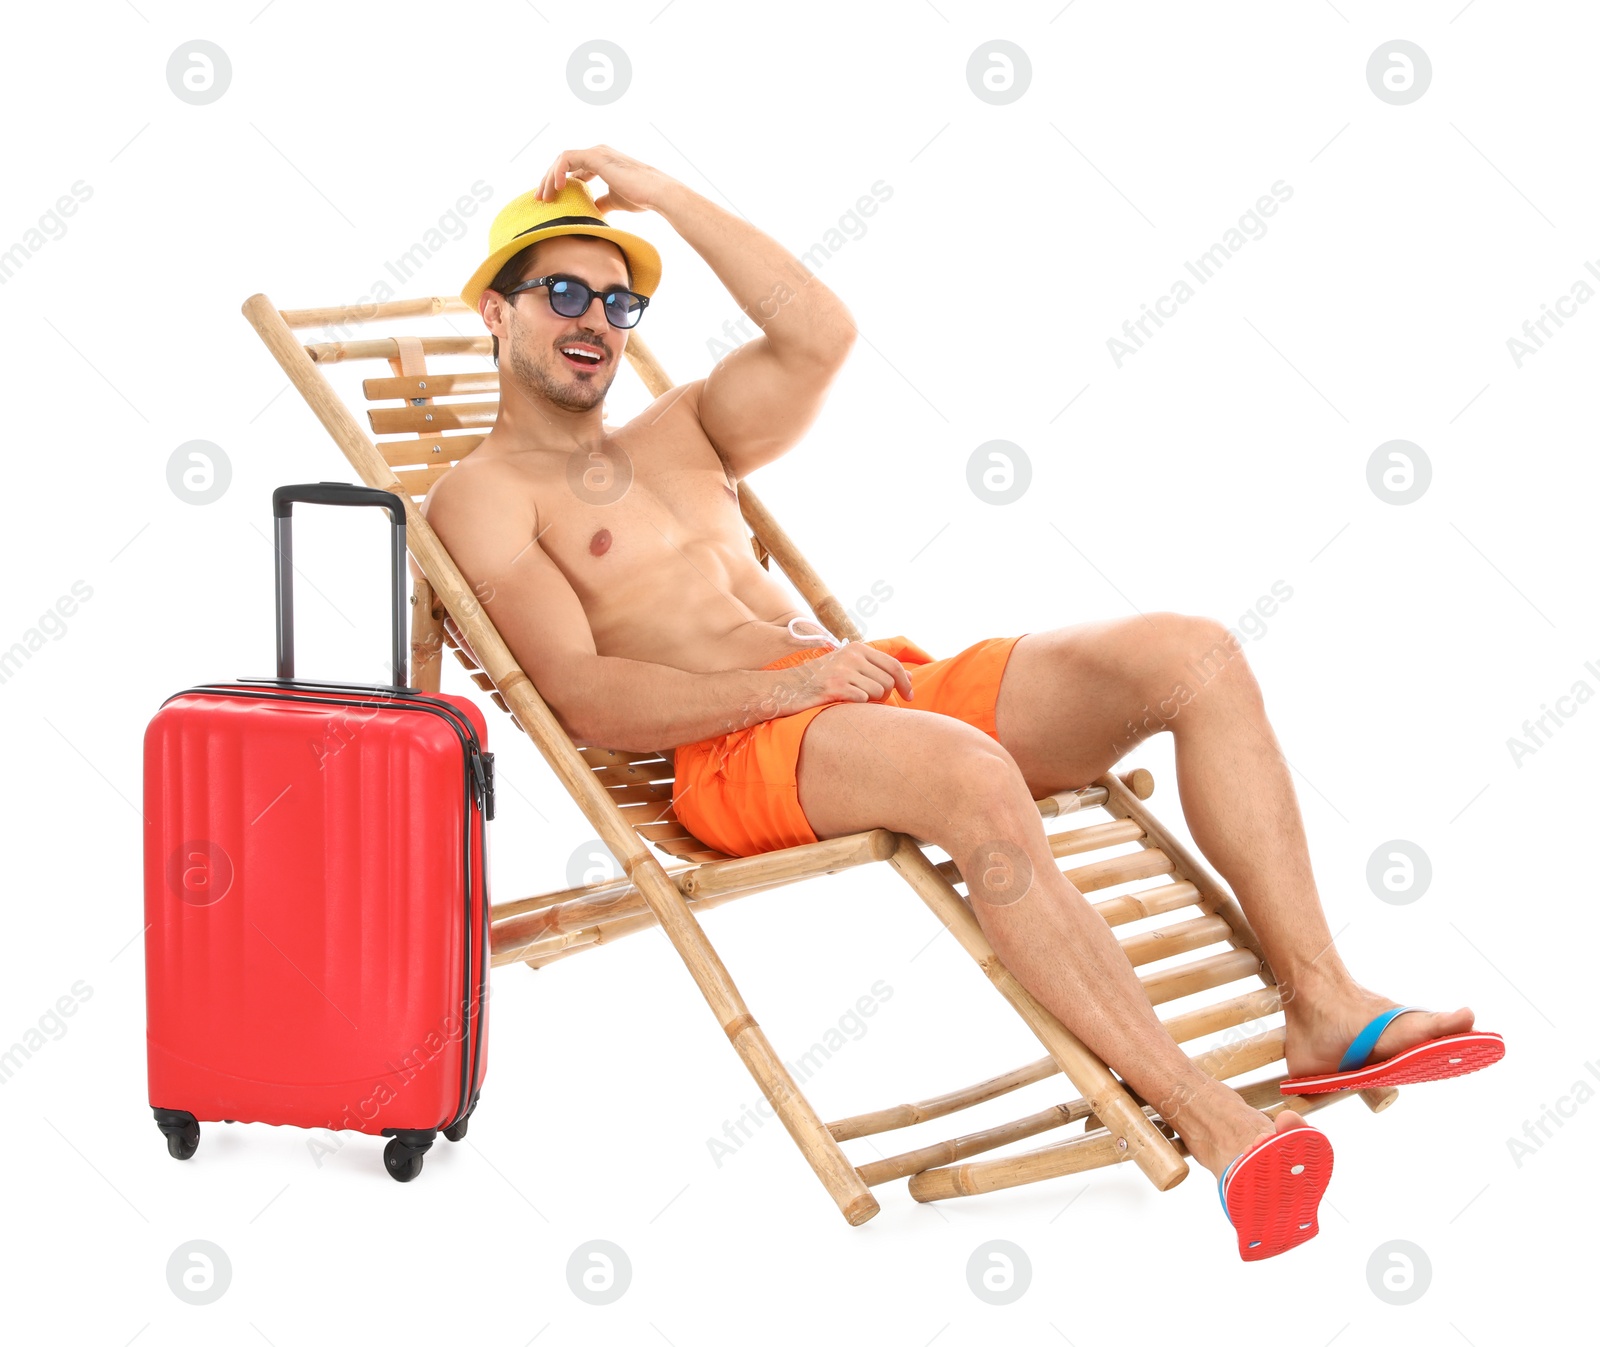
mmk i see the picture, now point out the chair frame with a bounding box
[242,292,1395,1225]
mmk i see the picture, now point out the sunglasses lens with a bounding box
[604,293,643,329]
[548,280,590,318]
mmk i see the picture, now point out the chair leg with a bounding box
[884,833,1190,1193]
[624,848,881,1225]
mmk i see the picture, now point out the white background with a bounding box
[2,0,1594,1341]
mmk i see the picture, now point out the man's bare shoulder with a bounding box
[421,447,540,534]
[613,377,731,471]
[612,377,705,438]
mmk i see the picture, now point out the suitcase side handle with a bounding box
[273,482,408,687]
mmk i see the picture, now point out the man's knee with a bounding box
[929,736,1036,822]
[1146,611,1258,702]
[799,704,1026,844]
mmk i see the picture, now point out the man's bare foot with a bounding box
[1166,1075,1310,1181]
[1281,975,1475,1080]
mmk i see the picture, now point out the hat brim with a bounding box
[460,222,662,309]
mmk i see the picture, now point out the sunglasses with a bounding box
[499,273,649,330]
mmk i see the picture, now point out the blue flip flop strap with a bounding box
[1338,1005,1427,1073]
[1217,1153,1242,1223]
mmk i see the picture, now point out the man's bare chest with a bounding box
[530,442,747,592]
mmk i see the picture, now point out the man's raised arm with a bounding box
[537,146,857,480]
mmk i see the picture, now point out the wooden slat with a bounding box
[1064,847,1175,893]
[1117,913,1234,968]
[504,882,763,969]
[578,746,673,768]
[364,371,500,400]
[608,771,672,793]
[1159,986,1281,1044]
[369,400,499,434]
[588,763,674,790]
[652,840,731,862]
[632,820,700,843]
[304,335,492,363]
[860,1101,1085,1187]
[395,463,455,498]
[281,296,471,329]
[829,1057,1063,1141]
[1188,1026,1286,1079]
[931,817,1150,887]
[1141,948,1262,1005]
[1050,817,1145,857]
[617,794,679,817]
[492,866,699,923]
[620,813,683,840]
[378,434,485,467]
[1090,880,1199,927]
[1038,785,1109,817]
[603,781,674,806]
[678,827,898,898]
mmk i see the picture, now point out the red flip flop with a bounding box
[1217,1122,1334,1261]
[1280,1006,1506,1096]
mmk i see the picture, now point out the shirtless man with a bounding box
[430,145,1498,1253]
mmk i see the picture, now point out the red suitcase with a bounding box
[144,482,491,1182]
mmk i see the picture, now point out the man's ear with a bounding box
[480,291,507,367]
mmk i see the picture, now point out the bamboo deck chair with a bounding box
[242,291,1396,1225]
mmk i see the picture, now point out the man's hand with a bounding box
[536,145,680,214]
[779,644,915,716]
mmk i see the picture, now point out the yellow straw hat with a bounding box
[460,177,662,309]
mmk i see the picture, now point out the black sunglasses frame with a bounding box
[499,273,650,330]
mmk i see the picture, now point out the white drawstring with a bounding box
[787,616,846,650]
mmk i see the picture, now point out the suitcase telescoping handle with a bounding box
[273,482,409,688]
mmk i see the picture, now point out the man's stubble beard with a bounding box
[505,328,618,414]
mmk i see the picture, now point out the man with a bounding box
[433,144,1502,1257]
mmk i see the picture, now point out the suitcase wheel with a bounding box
[382,1131,435,1183]
[443,1095,478,1144]
[153,1108,200,1161]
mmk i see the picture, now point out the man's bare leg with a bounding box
[991,612,1475,1089]
[796,703,1296,1181]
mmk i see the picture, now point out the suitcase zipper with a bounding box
[163,684,489,1131]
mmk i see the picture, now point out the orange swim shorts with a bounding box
[670,633,1027,858]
